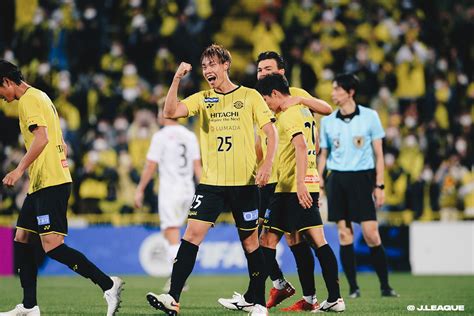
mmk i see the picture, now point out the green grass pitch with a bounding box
[1,273,473,315]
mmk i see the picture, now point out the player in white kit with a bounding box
[135,108,201,289]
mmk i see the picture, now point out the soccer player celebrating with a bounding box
[0,60,123,316]
[135,106,201,291]
[256,73,345,313]
[219,51,332,311]
[145,44,277,316]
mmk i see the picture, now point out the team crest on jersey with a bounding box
[353,136,364,148]
[233,101,244,109]
[332,138,340,149]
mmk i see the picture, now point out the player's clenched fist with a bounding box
[174,62,192,80]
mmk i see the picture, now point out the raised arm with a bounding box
[164,62,192,119]
[2,126,49,187]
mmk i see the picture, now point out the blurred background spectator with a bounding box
[0,0,472,225]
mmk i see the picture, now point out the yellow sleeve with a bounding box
[289,87,312,98]
[19,94,47,131]
[280,109,303,139]
[251,89,275,128]
[181,92,202,117]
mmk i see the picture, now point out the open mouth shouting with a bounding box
[206,75,217,85]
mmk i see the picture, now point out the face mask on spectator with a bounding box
[58,80,70,92]
[93,139,108,151]
[84,7,97,20]
[131,14,146,29]
[437,59,448,72]
[38,63,50,76]
[421,167,433,182]
[386,126,399,140]
[97,121,110,133]
[3,50,14,62]
[123,87,139,102]
[137,127,149,139]
[379,87,390,100]
[111,44,122,57]
[130,0,141,8]
[455,139,467,154]
[404,116,417,128]
[114,117,129,131]
[384,153,395,167]
[33,10,44,25]
[460,115,471,127]
[123,64,137,76]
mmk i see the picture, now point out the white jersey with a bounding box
[147,125,200,187]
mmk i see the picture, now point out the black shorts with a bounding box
[258,182,277,219]
[188,184,259,231]
[263,192,323,234]
[17,183,71,236]
[326,170,376,223]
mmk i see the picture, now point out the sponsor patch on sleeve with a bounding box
[61,159,69,168]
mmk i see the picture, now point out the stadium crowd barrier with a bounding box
[0,224,411,276]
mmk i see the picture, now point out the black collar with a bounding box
[336,105,360,122]
[214,85,241,95]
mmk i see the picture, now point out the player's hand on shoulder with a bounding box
[2,168,24,187]
[280,96,302,111]
[174,62,192,80]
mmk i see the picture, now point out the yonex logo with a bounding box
[243,210,258,222]
[37,215,50,225]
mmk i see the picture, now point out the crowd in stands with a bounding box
[0,0,472,223]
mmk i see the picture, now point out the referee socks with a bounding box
[47,243,113,292]
[15,241,38,309]
[369,245,391,290]
[340,244,359,293]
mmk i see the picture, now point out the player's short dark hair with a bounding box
[333,73,359,96]
[256,73,290,96]
[0,60,23,85]
[200,44,232,69]
[256,51,286,70]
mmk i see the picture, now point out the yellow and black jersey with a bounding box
[257,86,314,184]
[182,85,274,186]
[18,88,72,193]
[275,104,319,193]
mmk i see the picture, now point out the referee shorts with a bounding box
[326,169,376,223]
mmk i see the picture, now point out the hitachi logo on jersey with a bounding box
[204,97,219,103]
[210,111,239,118]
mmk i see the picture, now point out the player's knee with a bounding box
[338,228,354,245]
[363,231,381,247]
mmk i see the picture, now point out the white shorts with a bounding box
[158,186,194,230]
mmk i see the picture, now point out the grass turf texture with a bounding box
[0,273,473,315]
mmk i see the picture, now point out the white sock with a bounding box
[272,278,288,290]
[303,295,317,304]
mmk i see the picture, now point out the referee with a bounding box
[318,73,399,298]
